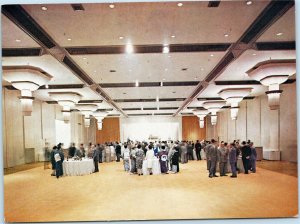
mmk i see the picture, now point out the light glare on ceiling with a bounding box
[41,6,48,11]
[276,32,283,36]
[126,43,134,54]
[109,4,115,9]
[163,46,170,54]
[135,80,139,87]
[246,1,252,5]
[177,3,183,7]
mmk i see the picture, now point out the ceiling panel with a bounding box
[1,15,40,48]
[71,52,226,83]
[106,86,195,100]
[2,55,83,85]
[22,1,270,46]
[116,101,184,109]
[257,6,295,42]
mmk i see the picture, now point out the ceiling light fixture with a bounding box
[119,36,124,40]
[177,3,183,7]
[125,43,134,54]
[171,35,176,38]
[83,57,87,60]
[15,39,21,42]
[165,68,168,71]
[135,80,139,87]
[252,53,257,56]
[224,34,229,37]
[67,38,72,41]
[202,101,226,125]
[276,32,283,36]
[246,1,252,5]
[210,54,214,57]
[163,46,170,54]
[41,6,48,11]
[109,4,115,9]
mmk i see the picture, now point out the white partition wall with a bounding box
[120,116,182,142]
[55,119,71,147]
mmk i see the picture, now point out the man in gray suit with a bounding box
[206,139,219,178]
[218,142,229,176]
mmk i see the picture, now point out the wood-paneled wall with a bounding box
[96,117,120,143]
[182,116,206,141]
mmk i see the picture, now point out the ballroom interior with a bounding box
[1,0,298,223]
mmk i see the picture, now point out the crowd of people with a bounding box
[44,138,257,179]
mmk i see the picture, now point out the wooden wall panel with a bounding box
[96,117,120,143]
[182,116,206,141]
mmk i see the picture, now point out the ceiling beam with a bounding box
[173,0,295,116]
[1,5,128,117]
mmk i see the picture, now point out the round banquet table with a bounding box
[142,158,161,175]
[63,158,95,176]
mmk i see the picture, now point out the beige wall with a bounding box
[206,83,297,162]
[2,89,94,168]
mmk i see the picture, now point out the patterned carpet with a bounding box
[3,160,298,222]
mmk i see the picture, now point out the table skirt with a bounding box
[63,159,95,176]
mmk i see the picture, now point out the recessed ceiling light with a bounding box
[246,1,252,5]
[200,68,204,71]
[210,54,214,57]
[168,55,171,58]
[119,36,124,40]
[67,38,72,41]
[129,69,132,72]
[109,4,115,9]
[135,80,139,87]
[224,34,229,37]
[276,32,283,36]
[252,53,256,56]
[125,43,134,54]
[163,78,166,81]
[94,70,97,73]
[171,35,176,38]
[163,46,169,54]
[160,82,163,87]
[194,77,197,80]
[177,3,183,7]
[15,39,21,42]
[165,68,168,71]
[41,6,48,11]
[83,57,87,60]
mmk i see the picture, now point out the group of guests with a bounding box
[205,139,257,178]
[44,138,257,179]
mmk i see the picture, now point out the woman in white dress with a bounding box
[145,145,155,175]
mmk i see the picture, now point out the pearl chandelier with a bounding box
[202,101,226,125]
[192,109,209,128]
[76,104,99,128]
[93,111,109,130]
[218,88,252,120]
[3,66,53,116]
[246,59,296,110]
[49,92,82,123]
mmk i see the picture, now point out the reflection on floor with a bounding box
[3,160,298,222]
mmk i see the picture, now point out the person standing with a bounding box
[181,142,188,163]
[135,144,145,176]
[241,141,251,174]
[206,139,219,178]
[115,142,121,162]
[92,144,100,172]
[79,143,86,158]
[43,142,51,169]
[218,142,229,176]
[145,145,155,175]
[68,142,76,158]
[229,143,237,178]
[249,142,257,173]
[55,145,64,179]
[130,146,137,174]
[122,145,130,172]
[195,140,202,160]
[204,141,211,170]
[50,146,57,176]
[187,142,194,161]
[159,145,169,174]
[171,146,180,174]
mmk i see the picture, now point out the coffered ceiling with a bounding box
[1,0,296,118]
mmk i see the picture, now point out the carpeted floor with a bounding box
[3,160,298,222]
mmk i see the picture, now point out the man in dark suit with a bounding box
[115,142,121,162]
[92,144,100,172]
[241,141,251,174]
[195,140,202,160]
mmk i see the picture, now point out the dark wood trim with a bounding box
[65,43,230,55]
[215,79,296,86]
[2,48,42,57]
[255,41,296,51]
[208,1,221,7]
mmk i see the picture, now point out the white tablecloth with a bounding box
[63,159,95,176]
[142,158,161,175]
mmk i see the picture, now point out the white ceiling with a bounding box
[1,1,296,118]
[22,1,270,46]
